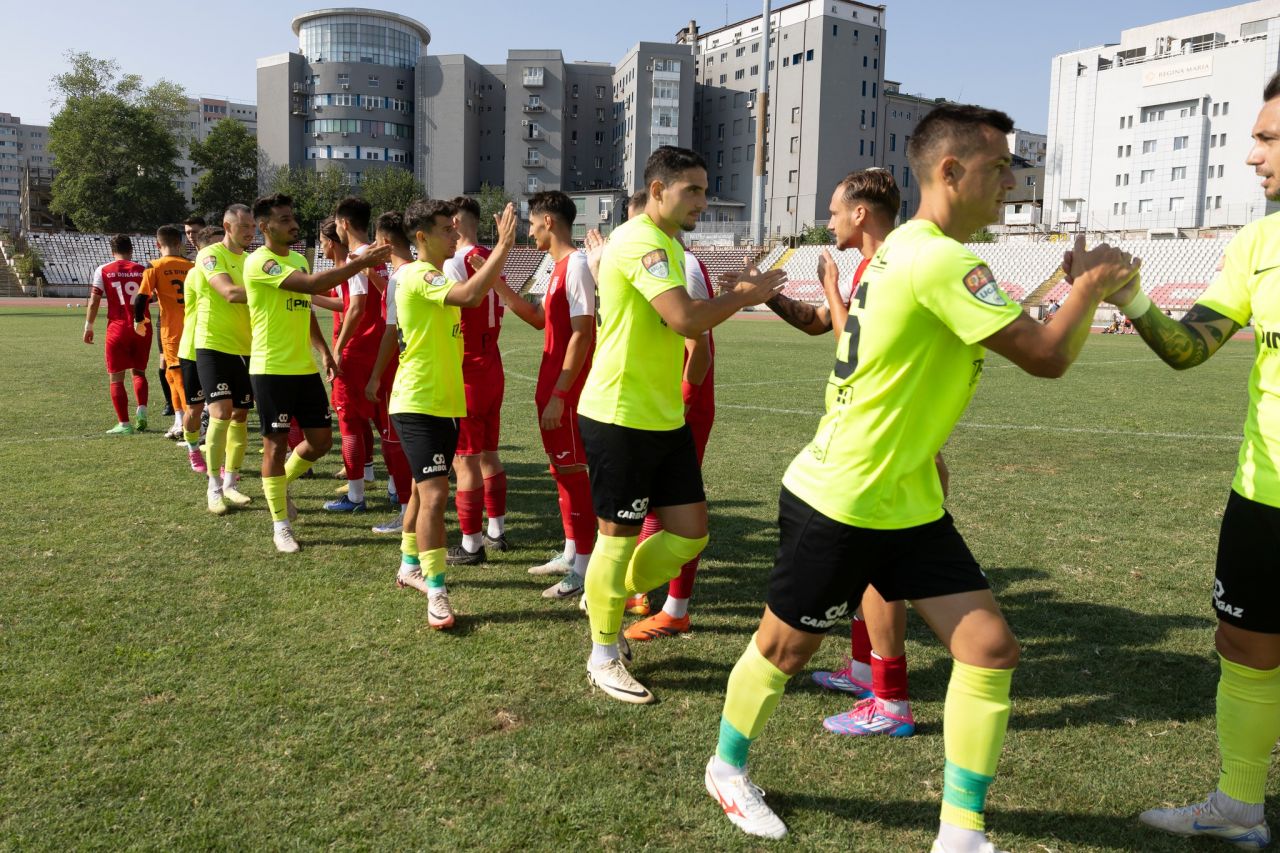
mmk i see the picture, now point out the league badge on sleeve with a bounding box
[202,255,217,272]
[264,259,283,277]
[641,249,670,279]
[963,265,1006,307]
[428,272,449,288]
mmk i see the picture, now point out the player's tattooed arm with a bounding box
[765,292,832,335]
[1131,303,1241,370]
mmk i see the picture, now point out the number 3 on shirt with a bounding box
[833,282,867,380]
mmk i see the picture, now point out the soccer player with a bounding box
[83,235,149,434]
[196,205,257,514]
[183,215,207,256]
[577,146,786,705]
[491,191,597,600]
[389,199,516,629]
[243,193,390,553]
[324,197,386,514]
[365,211,414,536]
[703,105,1140,848]
[616,187,717,638]
[133,225,194,440]
[1131,74,1280,850]
[442,196,509,565]
[175,225,219,473]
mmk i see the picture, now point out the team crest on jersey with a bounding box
[963,265,1006,307]
[641,249,670,279]
[428,272,449,288]
[264,259,283,277]
[202,256,217,271]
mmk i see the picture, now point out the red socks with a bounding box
[361,420,375,468]
[109,380,129,422]
[287,419,304,450]
[638,512,662,544]
[668,555,701,599]
[455,487,484,536]
[553,468,574,541]
[871,653,909,701]
[554,468,595,555]
[851,616,872,665]
[340,433,363,481]
[131,373,148,407]
[483,472,507,519]
[382,433,411,505]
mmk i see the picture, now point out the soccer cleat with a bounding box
[286,495,298,522]
[586,658,653,704]
[446,544,486,566]
[482,531,509,552]
[164,424,183,440]
[188,448,208,474]
[207,492,229,516]
[625,593,650,616]
[272,524,301,554]
[542,571,584,600]
[1139,797,1272,849]
[823,697,915,737]
[395,565,430,595]
[334,482,350,495]
[930,840,1008,853]
[106,423,134,435]
[323,495,367,513]
[528,553,572,576]
[811,659,874,698]
[133,411,147,432]
[704,757,788,840]
[624,611,691,642]
[162,403,175,418]
[222,486,253,508]
[427,590,455,629]
[372,508,406,534]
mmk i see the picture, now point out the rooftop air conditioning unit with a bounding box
[521,119,530,126]
[313,132,322,138]
[340,83,350,90]
[365,103,374,110]
[341,132,349,137]
[599,210,609,220]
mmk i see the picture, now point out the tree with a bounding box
[476,182,513,243]
[359,166,424,222]
[47,52,187,232]
[189,119,258,220]
[798,223,833,244]
[264,163,349,244]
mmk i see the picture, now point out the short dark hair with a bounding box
[110,234,132,255]
[156,224,184,248]
[450,196,481,220]
[196,225,224,248]
[223,203,251,224]
[318,216,340,243]
[404,199,458,236]
[628,190,648,214]
[528,191,577,227]
[252,194,292,223]
[906,104,1015,179]
[375,211,411,250]
[836,169,901,222]
[334,195,371,233]
[183,215,206,228]
[643,146,707,188]
[1265,71,1280,102]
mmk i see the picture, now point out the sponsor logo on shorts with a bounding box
[641,249,670,280]
[271,412,291,429]
[194,390,205,400]
[422,452,448,476]
[963,265,1006,307]
[800,602,850,630]
[616,497,650,521]
[264,259,283,277]
[1214,578,1244,619]
[216,382,230,393]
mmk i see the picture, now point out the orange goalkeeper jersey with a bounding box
[139,255,194,359]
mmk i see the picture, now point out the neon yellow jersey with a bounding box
[243,246,315,376]
[178,263,204,362]
[388,260,465,418]
[1196,211,1280,508]
[577,214,688,430]
[194,244,251,356]
[783,219,1022,529]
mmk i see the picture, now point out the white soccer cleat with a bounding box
[529,553,573,576]
[207,492,228,516]
[273,524,301,554]
[222,485,252,507]
[395,564,430,595]
[930,839,1008,853]
[1139,796,1271,849]
[586,658,653,704]
[427,589,455,629]
[704,757,788,840]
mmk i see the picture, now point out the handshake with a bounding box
[1060,234,1144,308]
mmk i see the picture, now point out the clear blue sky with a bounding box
[0,0,1237,131]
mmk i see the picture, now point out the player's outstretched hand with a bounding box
[817,249,840,290]
[584,229,606,281]
[494,203,517,250]
[358,244,392,268]
[729,265,788,305]
[1069,235,1141,301]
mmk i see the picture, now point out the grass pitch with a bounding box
[0,305,1268,851]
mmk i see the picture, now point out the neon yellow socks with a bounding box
[225,419,248,475]
[624,529,708,596]
[284,451,315,484]
[583,534,638,645]
[401,531,419,567]
[262,476,288,522]
[717,634,791,767]
[205,417,230,486]
[183,430,201,451]
[422,547,446,589]
[1217,655,1280,804]
[941,660,1013,831]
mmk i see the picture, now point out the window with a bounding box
[717,123,725,140]
[719,74,727,84]
[596,86,605,99]
[890,133,896,151]
[1173,136,1189,150]
[716,150,724,167]
[750,65,758,75]
[782,57,789,67]
[859,139,865,156]
[1169,196,1184,211]
[1140,169,1154,184]
[1138,199,1152,213]
[903,167,911,187]
[792,53,802,65]
[787,169,798,184]
[862,81,867,96]
[833,24,838,36]
[790,136,799,153]
[1213,102,1219,116]
[806,49,814,61]
[714,176,723,192]
[593,131,604,144]
[731,174,740,190]
[1142,140,1157,154]
[368,75,379,87]
[1223,102,1230,115]
[736,46,745,57]
[1220,133,1227,146]
[733,118,743,135]
[1115,174,1122,187]
[1211,135,1218,148]
[735,69,745,80]
[1171,166,1187,180]
[791,106,801,123]
[732,147,742,163]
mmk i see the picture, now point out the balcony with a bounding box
[524,157,545,168]
[522,101,545,113]
[522,69,545,88]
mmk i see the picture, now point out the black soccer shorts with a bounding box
[196,348,253,409]
[392,412,459,482]
[1213,489,1280,633]
[578,414,706,524]
[250,373,331,436]
[768,486,991,635]
[179,357,205,406]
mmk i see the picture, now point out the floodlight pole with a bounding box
[751,0,770,248]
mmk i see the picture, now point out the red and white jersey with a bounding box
[683,252,715,415]
[444,243,504,379]
[91,259,148,326]
[537,250,596,402]
[337,242,386,361]
[840,257,873,308]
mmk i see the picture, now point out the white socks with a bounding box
[348,478,365,503]
[223,470,239,492]
[573,553,590,578]
[850,658,872,684]
[589,642,619,666]
[709,755,743,779]
[272,520,291,533]
[662,595,689,619]
[462,532,483,552]
[936,823,987,853]
[487,515,505,538]
[564,539,577,563]
[363,462,375,482]
[1212,789,1265,827]
[207,474,222,495]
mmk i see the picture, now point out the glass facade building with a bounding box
[296,11,425,69]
